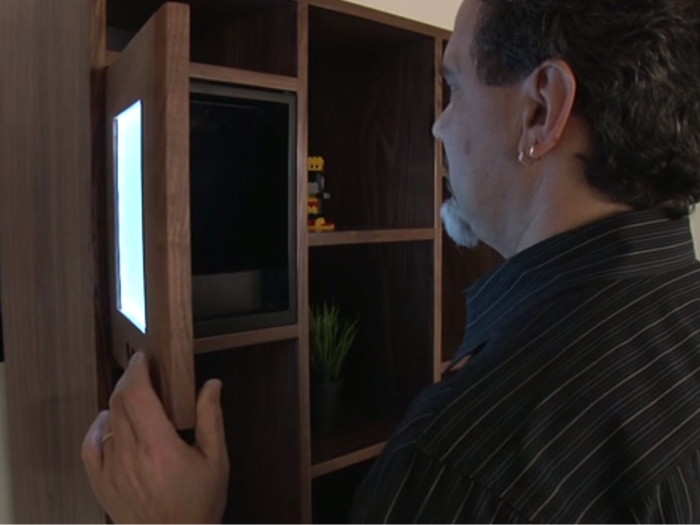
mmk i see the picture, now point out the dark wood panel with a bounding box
[309,11,435,231]
[106,51,299,90]
[296,2,313,521]
[192,2,297,76]
[195,340,305,524]
[433,37,445,383]
[0,0,104,521]
[311,408,396,473]
[309,242,434,420]
[107,0,290,31]
[312,459,375,524]
[442,38,450,111]
[92,0,121,412]
[107,0,297,76]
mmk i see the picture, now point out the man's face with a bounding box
[434,0,522,250]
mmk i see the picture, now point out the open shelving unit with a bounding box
[87,0,503,523]
[308,240,434,484]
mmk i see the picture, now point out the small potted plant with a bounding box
[309,302,358,434]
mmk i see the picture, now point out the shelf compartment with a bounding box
[308,241,434,475]
[195,339,305,523]
[308,6,436,231]
[312,460,375,524]
[106,0,297,76]
[309,228,434,247]
[193,324,298,354]
[311,406,396,477]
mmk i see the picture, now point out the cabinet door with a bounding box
[106,2,194,429]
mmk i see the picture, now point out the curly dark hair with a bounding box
[472,0,700,216]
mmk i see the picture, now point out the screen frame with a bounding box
[188,80,298,338]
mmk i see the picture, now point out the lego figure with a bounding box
[308,156,335,232]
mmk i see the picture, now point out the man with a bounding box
[82,0,700,522]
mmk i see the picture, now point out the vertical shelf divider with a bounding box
[296,2,313,523]
[433,37,445,384]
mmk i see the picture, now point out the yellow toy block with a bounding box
[308,156,325,172]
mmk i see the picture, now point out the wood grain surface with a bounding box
[296,3,313,521]
[195,340,306,524]
[0,0,104,521]
[106,2,195,429]
[309,242,434,420]
[308,7,435,231]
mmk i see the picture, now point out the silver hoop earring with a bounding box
[518,146,538,167]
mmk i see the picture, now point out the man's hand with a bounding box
[81,352,230,524]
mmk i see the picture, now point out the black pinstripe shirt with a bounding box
[349,209,700,524]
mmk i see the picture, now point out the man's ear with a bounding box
[518,59,577,160]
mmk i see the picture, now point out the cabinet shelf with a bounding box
[311,410,397,478]
[309,228,434,247]
[312,442,386,478]
[193,324,298,354]
[190,62,297,92]
[106,50,298,92]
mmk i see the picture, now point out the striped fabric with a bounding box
[349,209,700,523]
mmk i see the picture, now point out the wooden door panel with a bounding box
[106,2,194,429]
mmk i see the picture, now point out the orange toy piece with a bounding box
[308,196,320,215]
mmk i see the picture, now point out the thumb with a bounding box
[195,379,227,462]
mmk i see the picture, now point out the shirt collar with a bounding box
[452,209,697,365]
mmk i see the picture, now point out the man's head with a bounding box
[435,0,700,257]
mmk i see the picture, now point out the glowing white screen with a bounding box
[114,100,147,333]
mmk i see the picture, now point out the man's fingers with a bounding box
[108,354,144,451]
[195,379,228,465]
[113,351,178,445]
[82,410,111,477]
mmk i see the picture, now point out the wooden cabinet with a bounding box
[0,0,503,522]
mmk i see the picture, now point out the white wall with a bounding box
[346,0,461,30]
